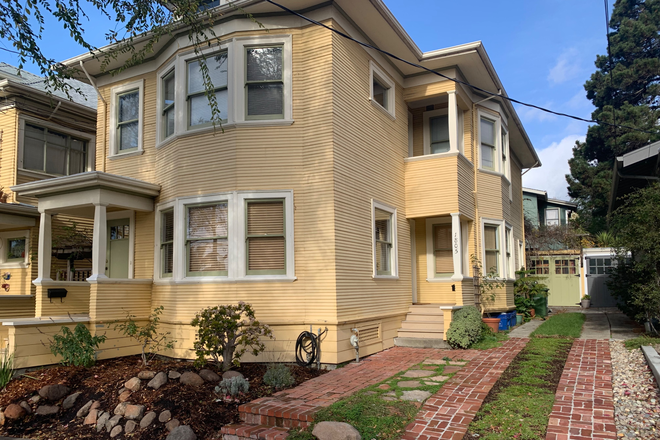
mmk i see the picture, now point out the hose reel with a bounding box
[295,327,327,367]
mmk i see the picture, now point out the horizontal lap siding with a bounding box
[414,219,456,304]
[403,81,455,102]
[0,110,18,202]
[477,173,503,220]
[90,282,152,321]
[36,283,90,317]
[405,156,459,218]
[0,296,35,319]
[135,212,154,279]
[458,155,475,219]
[331,26,410,327]
[0,268,32,298]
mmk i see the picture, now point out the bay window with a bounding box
[162,69,175,138]
[245,46,284,119]
[484,224,500,275]
[187,52,229,127]
[480,118,496,170]
[186,203,228,276]
[246,200,286,275]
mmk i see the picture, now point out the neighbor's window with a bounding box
[160,210,174,277]
[374,208,394,276]
[162,69,175,138]
[545,209,560,226]
[186,203,229,276]
[6,237,26,261]
[433,224,452,277]
[589,257,613,275]
[530,259,550,275]
[555,259,577,275]
[246,200,286,275]
[23,123,87,175]
[484,224,499,275]
[117,89,140,152]
[245,46,284,119]
[430,115,450,154]
[188,52,229,127]
[480,118,496,170]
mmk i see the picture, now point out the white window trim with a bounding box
[372,200,398,279]
[501,124,512,200]
[422,108,450,156]
[517,239,524,272]
[154,190,295,283]
[505,224,513,280]
[108,79,144,158]
[545,208,560,226]
[17,116,95,176]
[107,210,135,279]
[0,230,30,269]
[155,59,177,147]
[425,216,452,282]
[369,61,396,119]
[477,109,502,174]
[480,218,506,279]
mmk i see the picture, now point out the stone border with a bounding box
[641,345,660,387]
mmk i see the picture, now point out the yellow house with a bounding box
[4,0,539,368]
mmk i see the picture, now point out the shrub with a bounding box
[515,295,535,320]
[215,376,250,398]
[446,306,483,349]
[115,306,176,366]
[191,302,273,371]
[50,323,107,367]
[0,344,14,390]
[263,363,295,389]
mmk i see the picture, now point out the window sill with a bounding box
[0,262,29,269]
[108,149,144,160]
[369,99,395,120]
[373,275,399,280]
[17,168,60,180]
[478,167,504,178]
[154,275,297,285]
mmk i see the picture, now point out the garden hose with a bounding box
[295,331,319,367]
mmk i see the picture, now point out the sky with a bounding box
[0,0,615,200]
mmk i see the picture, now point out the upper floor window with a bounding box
[545,208,560,226]
[161,69,175,139]
[109,79,144,157]
[369,61,395,118]
[188,52,228,127]
[246,46,283,120]
[480,118,496,170]
[23,123,88,176]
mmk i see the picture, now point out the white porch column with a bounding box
[34,211,52,283]
[447,90,458,153]
[88,203,108,281]
[450,212,463,281]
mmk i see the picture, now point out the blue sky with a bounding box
[0,0,614,200]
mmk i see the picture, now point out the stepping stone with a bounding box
[401,390,432,402]
[443,366,462,374]
[449,361,467,366]
[378,384,390,390]
[423,359,449,365]
[421,366,437,370]
[398,380,422,388]
[382,396,397,401]
[363,391,376,395]
[424,381,440,385]
[312,421,360,440]
[402,370,435,378]
[428,375,450,382]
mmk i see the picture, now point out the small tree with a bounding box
[471,255,506,317]
[191,302,273,371]
[115,306,176,366]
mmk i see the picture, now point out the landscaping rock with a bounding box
[29,395,41,404]
[110,425,123,438]
[428,375,450,382]
[38,384,70,401]
[168,370,181,379]
[97,412,110,432]
[62,392,81,410]
[199,369,220,383]
[180,372,204,387]
[84,409,99,425]
[166,418,180,431]
[400,390,432,402]
[35,405,59,416]
[106,414,122,432]
[91,401,101,410]
[148,372,168,390]
[124,377,141,392]
[138,370,156,380]
[114,402,129,416]
[4,403,26,419]
[222,371,244,380]
[119,390,132,402]
[19,401,32,415]
[0,410,5,426]
[397,380,422,388]
[117,387,127,395]
[312,421,361,440]
[124,404,145,420]
[125,420,138,433]
[140,411,157,428]
[159,410,172,423]
[378,384,390,390]
[401,370,434,378]
[166,425,197,440]
[77,400,94,418]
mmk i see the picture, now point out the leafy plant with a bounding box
[263,363,295,389]
[514,295,535,320]
[582,294,591,300]
[50,323,107,367]
[446,306,483,349]
[115,306,176,366]
[215,376,250,399]
[191,302,273,371]
[471,255,506,316]
[0,344,14,390]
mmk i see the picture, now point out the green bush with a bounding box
[446,306,483,349]
[263,363,295,389]
[50,323,107,367]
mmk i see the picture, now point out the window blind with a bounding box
[187,203,228,274]
[246,47,284,118]
[161,210,174,275]
[247,200,285,273]
[434,224,453,274]
[484,225,499,274]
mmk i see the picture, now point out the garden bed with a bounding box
[0,355,325,439]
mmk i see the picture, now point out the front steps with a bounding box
[221,424,289,440]
[394,304,451,349]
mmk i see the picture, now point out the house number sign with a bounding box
[454,233,459,254]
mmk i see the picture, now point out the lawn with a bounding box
[624,334,660,349]
[530,313,585,338]
[471,329,509,350]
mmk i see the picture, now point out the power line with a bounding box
[264,0,657,136]
[604,0,618,147]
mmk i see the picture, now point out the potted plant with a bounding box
[514,268,549,319]
[471,255,506,332]
[581,294,591,309]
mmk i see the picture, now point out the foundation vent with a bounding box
[357,323,381,344]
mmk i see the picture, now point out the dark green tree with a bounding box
[566,0,660,234]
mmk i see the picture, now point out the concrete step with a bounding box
[404,312,445,322]
[394,337,450,349]
[400,320,445,331]
[396,328,445,339]
[221,424,289,440]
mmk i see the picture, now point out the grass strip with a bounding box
[287,358,461,440]
[464,338,572,440]
[624,334,660,349]
[530,313,585,338]
[471,329,509,350]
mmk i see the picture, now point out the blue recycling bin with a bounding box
[498,313,510,331]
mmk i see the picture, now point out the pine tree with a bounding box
[566,0,660,234]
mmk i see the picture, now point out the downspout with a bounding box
[79,61,107,172]
[45,101,62,121]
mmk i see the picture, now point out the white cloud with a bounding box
[517,104,557,123]
[523,134,585,201]
[548,48,582,85]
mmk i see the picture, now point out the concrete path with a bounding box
[579,311,643,340]
[509,318,544,338]
[580,313,612,339]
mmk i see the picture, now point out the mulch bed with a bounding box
[0,355,325,439]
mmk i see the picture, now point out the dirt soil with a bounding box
[0,355,325,440]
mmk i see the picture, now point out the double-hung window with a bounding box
[117,90,140,152]
[373,201,397,278]
[545,209,560,226]
[246,200,286,275]
[480,118,496,170]
[162,70,176,138]
[160,210,174,277]
[245,46,284,119]
[484,224,500,275]
[187,52,229,127]
[186,203,229,276]
[23,123,88,175]
[429,115,450,154]
[433,224,452,277]
[505,227,512,278]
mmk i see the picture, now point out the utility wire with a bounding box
[604,0,619,145]
[264,0,657,136]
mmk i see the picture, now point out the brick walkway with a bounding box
[546,339,617,440]
[401,338,528,440]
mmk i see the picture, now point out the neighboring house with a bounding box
[4,0,539,368]
[0,64,97,328]
[522,188,581,307]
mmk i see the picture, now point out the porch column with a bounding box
[451,212,463,281]
[88,203,108,281]
[34,211,52,283]
[447,90,458,153]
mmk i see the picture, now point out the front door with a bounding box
[107,218,130,278]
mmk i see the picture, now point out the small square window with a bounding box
[369,61,395,118]
[7,238,26,261]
